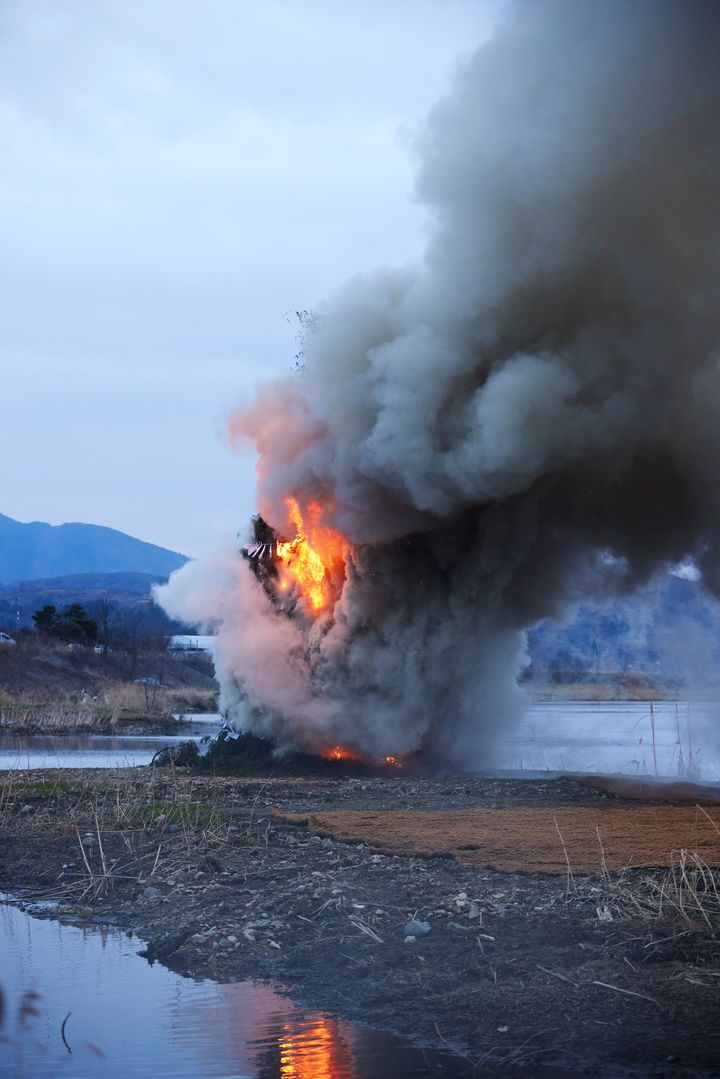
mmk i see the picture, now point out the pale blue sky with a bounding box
[1,0,499,555]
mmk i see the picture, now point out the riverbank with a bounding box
[530,678,675,701]
[0,706,200,735]
[0,638,218,717]
[0,703,213,738]
[2,768,720,1076]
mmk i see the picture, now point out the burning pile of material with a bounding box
[159,0,720,767]
[243,502,348,616]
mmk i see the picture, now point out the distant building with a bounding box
[169,635,215,654]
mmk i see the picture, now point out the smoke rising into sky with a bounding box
[160,0,720,764]
[2,0,491,554]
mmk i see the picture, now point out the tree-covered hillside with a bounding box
[0,514,187,581]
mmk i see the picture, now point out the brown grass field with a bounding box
[277,804,720,874]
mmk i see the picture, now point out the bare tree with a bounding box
[97,594,112,655]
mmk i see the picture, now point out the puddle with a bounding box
[0,898,473,1077]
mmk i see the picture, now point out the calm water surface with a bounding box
[1,899,472,1078]
[495,699,720,780]
[0,715,221,770]
[2,703,719,778]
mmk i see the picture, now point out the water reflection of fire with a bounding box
[278,1017,356,1079]
[275,498,348,613]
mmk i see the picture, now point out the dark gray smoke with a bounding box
[159,0,720,765]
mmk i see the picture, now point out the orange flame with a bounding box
[275,498,348,613]
[322,745,360,762]
[320,745,405,768]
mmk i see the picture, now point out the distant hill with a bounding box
[0,514,187,582]
[527,572,720,687]
[8,571,168,597]
[0,571,193,634]
[0,572,193,633]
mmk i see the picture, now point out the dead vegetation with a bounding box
[0,704,115,733]
[277,803,720,874]
[0,769,237,910]
[0,685,217,729]
[0,702,190,734]
[531,675,674,702]
[0,638,218,722]
[597,847,720,939]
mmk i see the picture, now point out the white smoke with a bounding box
[158,0,720,765]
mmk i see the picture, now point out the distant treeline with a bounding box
[0,571,195,640]
[4,568,715,688]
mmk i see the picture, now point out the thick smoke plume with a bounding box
[159,0,720,766]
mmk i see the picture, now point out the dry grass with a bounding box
[0,704,112,733]
[0,639,218,717]
[533,677,670,702]
[0,767,237,902]
[100,682,215,715]
[601,847,720,934]
[0,685,215,733]
[278,804,720,874]
[279,800,720,946]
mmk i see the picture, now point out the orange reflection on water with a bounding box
[278,1016,356,1079]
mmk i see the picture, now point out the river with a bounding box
[0,715,222,770]
[2,701,719,779]
[493,699,720,779]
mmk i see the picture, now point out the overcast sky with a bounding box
[2,0,499,556]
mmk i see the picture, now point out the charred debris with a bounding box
[242,515,284,585]
[151,728,413,778]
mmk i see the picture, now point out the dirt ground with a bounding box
[2,768,720,1076]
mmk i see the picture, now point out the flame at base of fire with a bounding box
[322,745,361,762]
[320,745,404,769]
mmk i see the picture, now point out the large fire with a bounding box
[242,501,406,766]
[275,498,348,612]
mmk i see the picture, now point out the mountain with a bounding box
[0,572,193,634]
[527,573,720,686]
[7,571,168,598]
[0,514,188,582]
